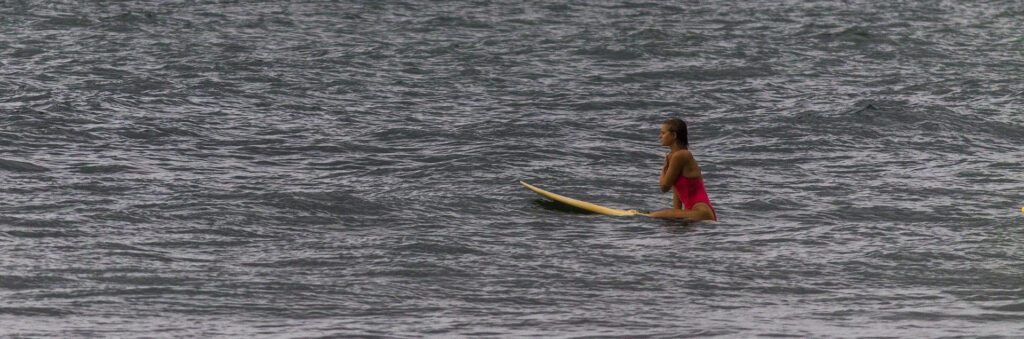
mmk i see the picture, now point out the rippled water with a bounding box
[2,1,1023,337]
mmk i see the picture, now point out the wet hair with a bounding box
[663,118,689,149]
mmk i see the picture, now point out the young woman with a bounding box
[649,118,717,221]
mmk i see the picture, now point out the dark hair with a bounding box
[663,118,688,149]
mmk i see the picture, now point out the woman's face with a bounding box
[659,124,674,147]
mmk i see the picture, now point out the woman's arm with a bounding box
[673,187,681,209]
[659,150,690,192]
[659,153,672,191]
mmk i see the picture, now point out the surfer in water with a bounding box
[650,118,717,221]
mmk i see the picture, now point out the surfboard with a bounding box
[520,181,648,217]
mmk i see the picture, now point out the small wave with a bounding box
[35,15,95,29]
[626,27,673,41]
[832,27,873,41]
[72,164,138,174]
[571,99,681,111]
[362,264,474,278]
[168,226,267,238]
[0,275,76,290]
[5,229,85,238]
[70,183,136,195]
[8,46,46,58]
[989,303,1024,312]
[813,26,896,46]
[544,3,572,12]
[0,307,74,316]
[242,257,345,268]
[623,65,773,82]
[420,16,492,29]
[118,125,201,140]
[89,274,194,286]
[0,158,49,172]
[103,250,176,263]
[100,11,160,32]
[138,239,251,249]
[264,191,385,217]
[393,240,490,256]
[36,287,210,299]
[575,45,645,60]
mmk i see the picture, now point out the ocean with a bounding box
[2,1,1023,337]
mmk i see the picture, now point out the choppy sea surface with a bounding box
[2,1,1023,337]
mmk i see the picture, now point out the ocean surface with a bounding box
[2,1,1023,337]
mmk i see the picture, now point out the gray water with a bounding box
[2,1,1023,337]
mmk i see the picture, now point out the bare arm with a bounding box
[673,187,681,209]
[658,153,673,192]
[659,150,690,192]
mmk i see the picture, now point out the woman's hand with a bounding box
[660,150,690,193]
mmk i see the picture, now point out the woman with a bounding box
[649,118,717,221]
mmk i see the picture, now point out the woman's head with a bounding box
[660,118,688,149]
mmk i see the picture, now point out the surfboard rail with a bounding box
[520,181,648,217]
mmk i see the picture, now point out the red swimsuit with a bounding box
[674,175,717,221]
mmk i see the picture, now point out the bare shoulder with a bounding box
[670,149,694,162]
[671,149,701,177]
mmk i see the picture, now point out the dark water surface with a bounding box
[2,1,1023,337]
